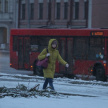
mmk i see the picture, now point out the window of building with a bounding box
[5,0,8,13]
[75,2,79,19]
[22,4,26,20]
[48,1,51,20]
[56,2,60,19]
[30,3,34,20]
[64,2,68,19]
[39,3,43,19]
[84,1,88,19]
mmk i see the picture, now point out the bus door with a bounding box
[23,37,30,69]
[59,38,74,75]
[18,37,30,69]
[18,37,23,69]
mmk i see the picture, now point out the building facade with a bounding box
[0,0,108,50]
[92,0,108,28]
[18,0,89,28]
[18,0,108,29]
[0,0,18,50]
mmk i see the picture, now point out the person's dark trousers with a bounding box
[43,78,55,90]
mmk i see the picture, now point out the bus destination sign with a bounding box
[91,31,104,36]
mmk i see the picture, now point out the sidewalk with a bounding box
[0,50,10,56]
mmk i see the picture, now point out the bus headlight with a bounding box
[31,65,33,68]
[103,60,107,67]
[10,63,12,67]
[104,63,106,67]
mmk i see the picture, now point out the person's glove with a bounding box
[46,53,50,57]
[66,64,69,68]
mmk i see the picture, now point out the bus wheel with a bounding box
[96,65,105,81]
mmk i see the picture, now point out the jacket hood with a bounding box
[48,39,58,51]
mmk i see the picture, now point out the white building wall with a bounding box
[0,0,18,50]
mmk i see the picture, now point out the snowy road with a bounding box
[0,73,108,97]
[0,53,33,75]
[0,73,108,108]
[0,53,108,108]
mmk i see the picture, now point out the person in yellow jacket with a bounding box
[38,39,69,91]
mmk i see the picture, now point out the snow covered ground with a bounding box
[0,73,108,108]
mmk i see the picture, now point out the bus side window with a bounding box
[89,38,104,60]
[30,37,38,52]
[13,36,18,51]
[37,37,50,52]
[73,38,88,60]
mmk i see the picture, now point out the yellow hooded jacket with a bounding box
[38,39,67,78]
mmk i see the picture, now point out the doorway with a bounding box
[18,37,30,69]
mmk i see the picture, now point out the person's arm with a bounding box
[38,49,47,60]
[57,51,67,65]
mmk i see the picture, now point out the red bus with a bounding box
[10,29,108,81]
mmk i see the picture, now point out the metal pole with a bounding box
[16,0,19,28]
[88,0,92,28]
[67,0,73,28]
[70,0,72,26]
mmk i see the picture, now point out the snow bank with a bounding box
[0,96,108,108]
[0,73,108,108]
